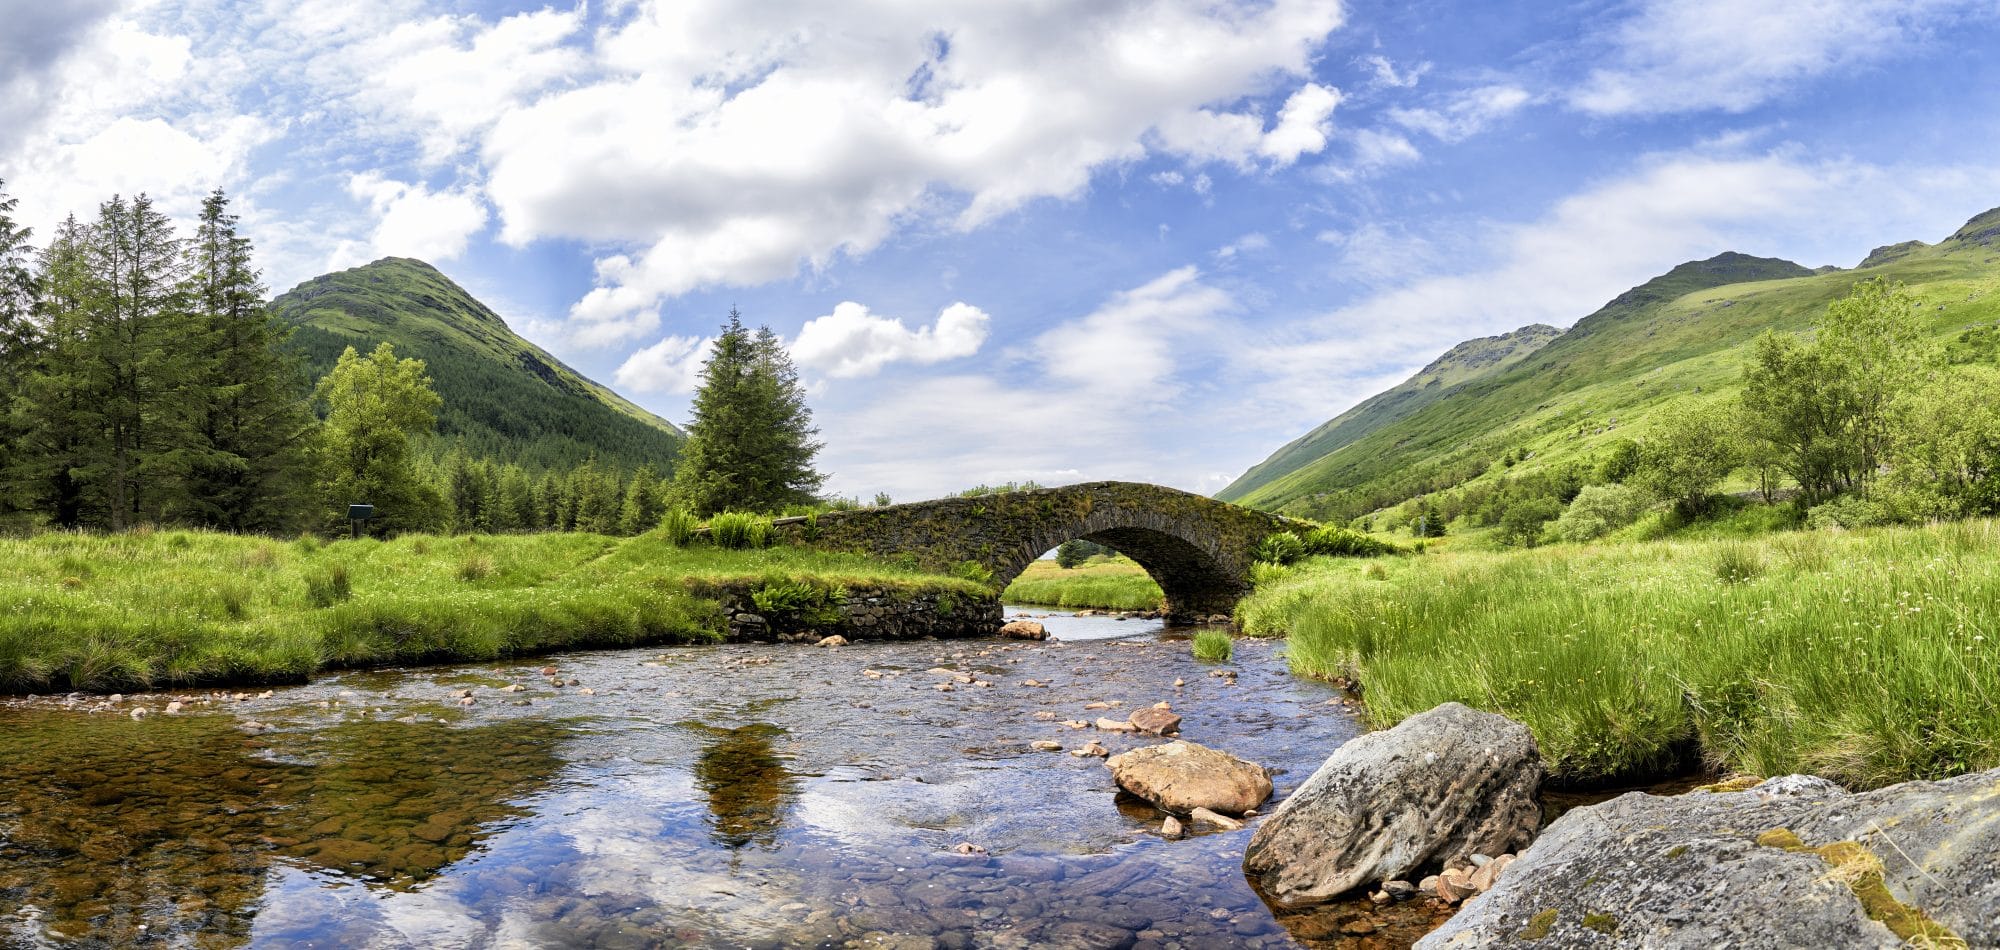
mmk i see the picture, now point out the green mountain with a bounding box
[1224,323,1561,503]
[1224,209,2000,519]
[273,257,681,472]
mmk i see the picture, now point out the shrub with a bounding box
[1498,496,1564,547]
[305,564,352,607]
[1255,532,1307,565]
[1192,630,1233,662]
[1301,525,1398,558]
[1552,483,1654,543]
[1806,495,1896,530]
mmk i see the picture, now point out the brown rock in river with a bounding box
[999,620,1047,640]
[1129,707,1182,736]
[1107,740,1272,816]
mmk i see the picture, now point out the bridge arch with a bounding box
[772,481,1301,622]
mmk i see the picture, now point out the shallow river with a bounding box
[0,610,1432,949]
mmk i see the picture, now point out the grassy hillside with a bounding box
[1221,323,1560,502]
[273,258,681,472]
[1228,211,2000,520]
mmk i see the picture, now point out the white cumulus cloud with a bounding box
[792,301,990,379]
[614,335,712,395]
[342,171,488,264]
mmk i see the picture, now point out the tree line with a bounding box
[0,180,829,536]
[1375,279,2000,545]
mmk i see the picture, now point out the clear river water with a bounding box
[0,609,1443,949]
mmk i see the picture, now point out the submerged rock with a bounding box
[1242,702,1543,905]
[814,635,849,648]
[1421,769,2000,948]
[1107,740,1271,816]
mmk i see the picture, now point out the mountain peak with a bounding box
[1947,207,2000,247]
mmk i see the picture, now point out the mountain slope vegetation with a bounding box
[1226,210,2000,521]
[273,258,681,472]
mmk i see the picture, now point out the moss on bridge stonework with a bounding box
[771,482,1302,622]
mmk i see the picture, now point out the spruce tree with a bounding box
[617,463,664,535]
[672,310,824,515]
[14,216,92,526]
[0,181,41,519]
[183,189,313,533]
[58,194,198,529]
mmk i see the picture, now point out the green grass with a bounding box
[1192,630,1233,662]
[1239,522,2000,789]
[1002,556,1165,610]
[0,528,984,694]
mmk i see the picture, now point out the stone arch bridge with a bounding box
[771,481,1305,622]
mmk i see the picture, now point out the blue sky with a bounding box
[5,0,1999,500]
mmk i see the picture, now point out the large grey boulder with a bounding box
[1107,740,1272,816]
[1242,702,1544,905]
[1420,768,2000,948]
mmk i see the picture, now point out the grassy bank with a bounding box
[1240,521,2000,789]
[1002,556,1165,611]
[1,529,986,694]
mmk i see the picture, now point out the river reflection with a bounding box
[689,722,799,849]
[2,611,1404,948]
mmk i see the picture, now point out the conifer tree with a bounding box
[672,310,824,515]
[183,189,313,532]
[617,463,664,534]
[0,181,41,519]
[14,216,91,526]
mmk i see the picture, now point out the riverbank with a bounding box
[0,529,992,694]
[1239,519,2000,789]
[1002,556,1165,611]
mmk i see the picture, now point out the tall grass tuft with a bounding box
[1240,522,2000,788]
[1713,542,1764,584]
[457,555,495,582]
[708,512,772,550]
[1192,630,1233,662]
[304,564,352,607]
[661,507,698,546]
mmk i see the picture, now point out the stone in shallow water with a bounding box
[1107,740,1271,816]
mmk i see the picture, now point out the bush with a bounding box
[1254,532,1307,565]
[1806,495,1897,530]
[1498,496,1564,547]
[951,560,995,587]
[1301,525,1398,558]
[1192,630,1233,662]
[1552,483,1654,543]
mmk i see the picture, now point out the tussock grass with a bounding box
[1239,522,2000,788]
[0,528,980,694]
[1192,630,1233,662]
[1003,556,1165,611]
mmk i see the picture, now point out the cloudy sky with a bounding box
[5,0,1999,501]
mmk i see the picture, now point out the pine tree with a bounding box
[672,310,824,515]
[571,457,621,534]
[315,343,444,535]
